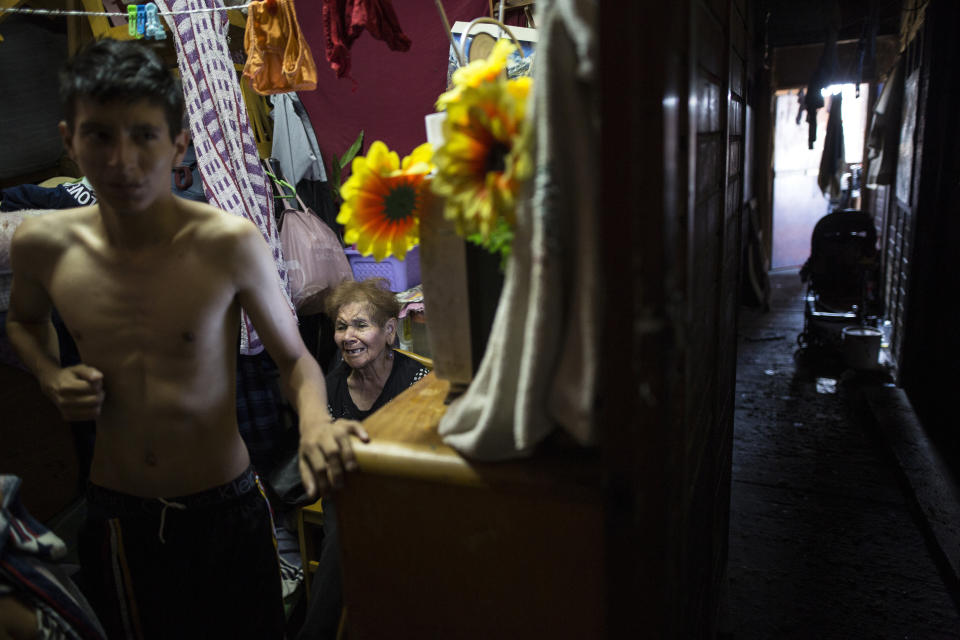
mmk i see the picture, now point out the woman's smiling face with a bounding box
[334,302,395,370]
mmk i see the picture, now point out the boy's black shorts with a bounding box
[79,467,285,639]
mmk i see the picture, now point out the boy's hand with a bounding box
[40,364,105,421]
[298,417,370,499]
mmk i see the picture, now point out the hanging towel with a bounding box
[818,91,845,198]
[436,0,599,459]
[243,0,318,95]
[865,58,904,188]
[157,0,294,355]
[321,0,411,79]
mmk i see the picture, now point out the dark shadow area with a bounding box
[724,269,960,638]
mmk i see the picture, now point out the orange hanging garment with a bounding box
[244,0,318,94]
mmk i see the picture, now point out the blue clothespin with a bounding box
[136,5,147,37]
[145,3,165,40]
[128,4,139,37]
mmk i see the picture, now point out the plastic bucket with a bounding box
[841,326,883,370]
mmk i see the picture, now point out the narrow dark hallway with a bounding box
[725,269,960,638]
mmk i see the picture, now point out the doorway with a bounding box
[770,85,868,270]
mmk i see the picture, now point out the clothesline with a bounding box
[0,3,252,17]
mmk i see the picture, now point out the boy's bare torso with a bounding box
[30,202,250,497]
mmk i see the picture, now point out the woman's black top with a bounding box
[325,351,430,421]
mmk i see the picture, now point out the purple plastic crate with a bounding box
[344,246,421,292]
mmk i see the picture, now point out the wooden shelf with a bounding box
[350,372,602,499]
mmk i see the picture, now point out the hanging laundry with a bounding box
[322,0,412,79]
[270,93,327,187]
[243,0,318,95]
[802,1,840,148]
[269,93,342,234]
[240,76,274,159]
[818,91,845,198]
[865,58,904,188]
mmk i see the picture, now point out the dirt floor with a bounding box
[724,270,960,638]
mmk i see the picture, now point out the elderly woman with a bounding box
[297,277,429,640]
[323,277,430,421]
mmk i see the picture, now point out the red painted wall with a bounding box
[297,0,488,174]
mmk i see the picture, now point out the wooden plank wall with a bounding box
[683,0,747,634]
[881,30,925,368]
[894,0,960,459]
[599,0,749,635]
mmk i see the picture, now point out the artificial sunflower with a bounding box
[431,74,532,241]
[436,38,516,110]
[337,140,434,261]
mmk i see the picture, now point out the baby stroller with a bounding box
[797,209,882,351]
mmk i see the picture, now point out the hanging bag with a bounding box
[273,165,353,316]
[243,0,318,94]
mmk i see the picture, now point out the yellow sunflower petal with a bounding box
[336,201,354,225]
[506,76,532,102]
[451,39,515,89]
[401,142,434,172]
[436,86,462,111]
[365,140,400,174]
[340,171,365,203]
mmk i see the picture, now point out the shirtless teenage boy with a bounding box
[5,39,366,638]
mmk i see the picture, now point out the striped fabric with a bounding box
[0,475,107,640]
[106,521,144,640]
[156,0,294,354]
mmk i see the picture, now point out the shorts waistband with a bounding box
[85,466,260,513]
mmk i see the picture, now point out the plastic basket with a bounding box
[344,246,421,292]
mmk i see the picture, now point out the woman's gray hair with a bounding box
[325,278,400,326]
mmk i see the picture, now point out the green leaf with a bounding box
[340,130,365,169]
[331,131,365,207]
[331,153,341,191]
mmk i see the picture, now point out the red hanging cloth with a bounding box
[322,0,412,79]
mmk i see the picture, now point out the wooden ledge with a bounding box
[350,373,602,498]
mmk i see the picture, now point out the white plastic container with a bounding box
[841,326,883,370]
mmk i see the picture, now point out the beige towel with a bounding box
[437,0,599,460]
